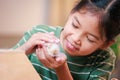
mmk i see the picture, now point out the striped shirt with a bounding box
[13,25,116,80]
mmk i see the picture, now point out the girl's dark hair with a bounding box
[72,0,120,42]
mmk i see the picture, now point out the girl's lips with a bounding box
[65,40,79,51]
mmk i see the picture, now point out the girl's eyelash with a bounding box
[87,36,95,43]
[72,22,78,28]
[88,39,95,43]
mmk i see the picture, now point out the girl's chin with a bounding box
[65,49,80,56]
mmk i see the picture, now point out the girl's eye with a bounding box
[72,22,78,28]
[87,36,95,43]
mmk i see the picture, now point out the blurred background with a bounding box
[0,0,120,79]
[0,0,78,48]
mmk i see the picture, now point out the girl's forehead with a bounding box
[72,11,100,25]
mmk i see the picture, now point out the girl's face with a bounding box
[60,11,106,56]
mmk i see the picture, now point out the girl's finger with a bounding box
[33,32,54,43]
[49,32,54,35]
[36,48,51,67]
[46,32,60,43]
[42,46,55,64]
[55,53,67,64]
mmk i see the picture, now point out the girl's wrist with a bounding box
[54,62,67,71]
[54,62,73,80]
[16,43,30,55]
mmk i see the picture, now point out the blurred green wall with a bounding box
[110,36,120,79]
[111,36,120,56]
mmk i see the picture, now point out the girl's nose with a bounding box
[73,35,81,45]
[72,31,83,45]
[74,39,81,45]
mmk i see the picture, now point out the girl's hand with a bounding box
[36,46,67,69]
[16,32,59,55]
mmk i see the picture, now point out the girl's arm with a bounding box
[55,62,73,80]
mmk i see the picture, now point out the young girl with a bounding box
[14,0,120,80]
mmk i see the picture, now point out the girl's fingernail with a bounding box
[41,41,45,44]
[55,39,60,43]
[49,32,54,35]
[50,40,54,42]
[56,58,61,62]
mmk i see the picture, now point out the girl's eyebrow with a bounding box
[74,16,81,26]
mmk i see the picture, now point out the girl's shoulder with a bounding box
[95,48,116,61]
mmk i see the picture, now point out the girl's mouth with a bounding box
[65,39,79,52]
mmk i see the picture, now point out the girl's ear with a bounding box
[101,39,115,49]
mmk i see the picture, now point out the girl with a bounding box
[14,0,120,80]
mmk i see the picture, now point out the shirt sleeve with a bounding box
[12,25,57,49]
[12,28,33,49]
[88,49,116,80]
